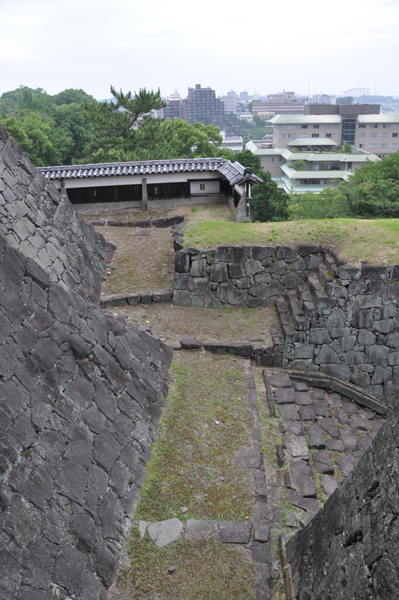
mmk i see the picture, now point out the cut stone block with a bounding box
[292,381,309,392]
[233,446,263,469]
[319,417,340,439]
[290,460,317,498]
[294,391,313,405]
[268,373,292,388]
[285,421,305,436]
[320,474,339,496]
[327,438,344,452]
[340,427,358,451]
[305,424,326,449]
[336,455,356,477]
[286,512,297,527]
[148,518,183,548]
[180,338,202,349]
[252,541,270,563]
[274,388,295,404]
[185,519,218,541]
[289,490,319,514]
[298,405,317,421]
[312,398,330,417]
[289,435,310,460]
[219,521,251,544]
[312,450,335,475]
[278,404,299,421]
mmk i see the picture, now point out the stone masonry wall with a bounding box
[286,401,399,599]
[173,243,321,309]
[0,236,173,599]
[0,124,114,304]
[173,244,399,406]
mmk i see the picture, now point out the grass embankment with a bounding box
[185,218,399,266]
[116,351,257,599]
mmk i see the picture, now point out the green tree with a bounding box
[343,142,352,154]
[234,150,289,221]
[51,89,94,105]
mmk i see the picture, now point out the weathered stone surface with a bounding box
[268,373,292,388]
[312,450,334,475]
[185,519,218,541]
[233,446,263,469]
[290,460,317,498]
[219,521,252,543]
[305,424,326,449]
[180,338,202,349]
[298,405,317,421]
[274,387,295,404]
[148,519,183,548]
[336,454,356,477]
[289,435,310,460]
[278,404,300,421]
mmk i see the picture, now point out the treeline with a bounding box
[0,85,234,167]
[0,87,95,166]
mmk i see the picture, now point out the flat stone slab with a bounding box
[312,450,335,475]
[294,391,313,405]
[255,564,272,600]
[320,474,339,497]
[327,393,342,408]
[340,427,358,451]
[219,521,252,544]
[336,455,356,477]
[298,405,317,421]
[148,518,183,548]
[289,490,319,514]
[285,421,305,436]
[340,400,359,414]
[289,435,310,460]
[252,541,270,563]
[233,446,263,469]
[286,512,297,527]
[268,373,292,388]
[180,338,202,349]
[319,417,340,439]
[305,424,326,449]
[292,381,309,392]
[290,460,317,498]
[274,388,295,404]
[203,340,253,357]
[278,404,299,421]
[327,438,344,452]
[185,519,218,541]
[300,511,318,528]
[313,398,330,417]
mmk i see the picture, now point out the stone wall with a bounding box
[0,130,174,599]
[173,244,399,405]
[0,235,173,600]
[286,401,399,599]
[173,243,322,309]
[0,124,114,304]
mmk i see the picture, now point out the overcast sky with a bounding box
[1,0,398,100]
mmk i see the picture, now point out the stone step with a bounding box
[297,284,317,317]
[276,298,295,343]
[307,274,334,309]
[317,263,334,288]
[285,290,309,331]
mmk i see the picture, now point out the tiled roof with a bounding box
[38,158,262,186]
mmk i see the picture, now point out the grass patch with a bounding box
[184,218,399,266]
[135,351,255,523]
[116,533,255,600]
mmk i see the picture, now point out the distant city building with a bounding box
[343,88,371,98]
[246,139,380,194]
[306,95,336,105]
[270,104,399,158]
[220,91,238,115]
[180,84,224,125]
[169,89,181,101]
[164,99,182,120]
[238,112,253,122]
[220,130,243,153]
[252,90,304,117]
[240,91,249,101]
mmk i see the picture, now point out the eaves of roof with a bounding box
[38,158,263,187]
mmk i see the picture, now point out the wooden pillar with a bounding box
[141,178,148,211]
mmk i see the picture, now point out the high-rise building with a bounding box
[180,84,224,124]
[252,90,304,117]
[240,91,249,101]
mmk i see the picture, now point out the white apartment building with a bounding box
[270,105,399,158]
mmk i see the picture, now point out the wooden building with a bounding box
[38,158,262,222]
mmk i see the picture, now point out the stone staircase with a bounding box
[265,254,348,368]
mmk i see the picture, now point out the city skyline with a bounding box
[1,0,398,98]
